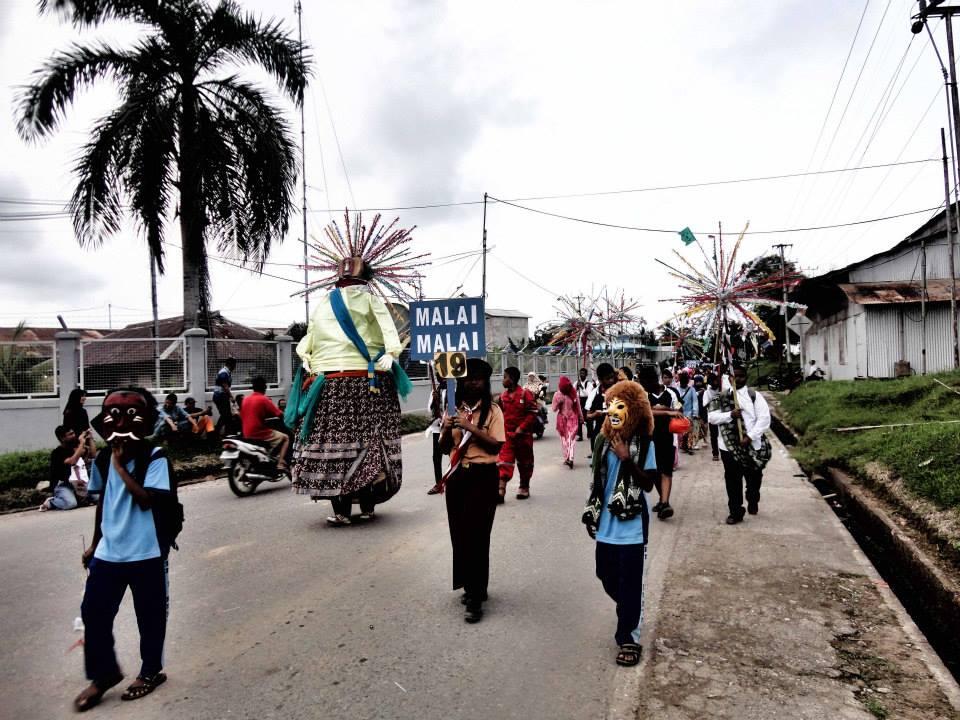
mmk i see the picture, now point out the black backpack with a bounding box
[95,445,184,555]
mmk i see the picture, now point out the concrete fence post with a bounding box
[55,331,80,413]
[183,328,208,401]
[276,335,293,395]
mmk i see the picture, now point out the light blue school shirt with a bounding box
[595,443,657,545]
[88,448,170,562]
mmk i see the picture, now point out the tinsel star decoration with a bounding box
[297,210,430,302]
[657,222,806,344]
[543,291,644,358]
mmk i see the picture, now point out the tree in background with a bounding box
[17,0,310,330]
[743,254,805,355]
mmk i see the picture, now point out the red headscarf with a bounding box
[558,375,577,401]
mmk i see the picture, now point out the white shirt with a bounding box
[576,377,595,398]
[807,363,823,378]
[707,385,771,452]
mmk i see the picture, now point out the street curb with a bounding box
[822,467,960,712]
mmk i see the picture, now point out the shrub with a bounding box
[0,449,51,491]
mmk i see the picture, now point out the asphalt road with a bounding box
[0,424,677,720]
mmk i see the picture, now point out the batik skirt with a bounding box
[291,374,403,503]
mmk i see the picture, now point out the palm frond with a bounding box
[200,1,309,103]
[16,42,137,140]
[39,0,180,28]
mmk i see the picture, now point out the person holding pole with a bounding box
[707,364,771,525]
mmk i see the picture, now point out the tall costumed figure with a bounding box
[286,212,429,525]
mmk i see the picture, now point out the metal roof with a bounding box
[484,309,531,319]
[837,279,956,304]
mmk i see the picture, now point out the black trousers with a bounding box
[431,433,443,485]
[331,485,376,516]
[709,424,719,456]
[213,394,232,436]
[82,557,168,684]
[720,450,763,518]
[445,463,499,600]
[595,542,646,646]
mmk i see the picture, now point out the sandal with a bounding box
[616,643,642,667]
[326,514,351,526]
[516,488,530,500]
[74,672,124,712]
[358,511,375,521]
[121,672,167,701]
[427,484,442,495]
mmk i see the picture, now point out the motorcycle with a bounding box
[766,366,803,392]
[220,422,292,497]
[532,403,548,440]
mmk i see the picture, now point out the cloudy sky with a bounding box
[0,0,950,334]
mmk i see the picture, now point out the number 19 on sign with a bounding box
[434,351,467,416]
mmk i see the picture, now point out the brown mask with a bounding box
[92,389,157,445]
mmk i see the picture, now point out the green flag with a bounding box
[679,227,696,246]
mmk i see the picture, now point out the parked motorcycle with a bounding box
[532,403,548,440]
[766,366,803,392]
[220,423,292,497]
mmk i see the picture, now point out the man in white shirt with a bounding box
[575,367,596,442]
[707,365,771,525]
[806,359,825,381]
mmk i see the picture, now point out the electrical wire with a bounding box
[786,0,872,225]
[487,194,942,236]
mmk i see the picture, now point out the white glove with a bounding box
[375,354,394,372]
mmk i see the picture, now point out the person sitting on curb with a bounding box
[182,397,215,438]
[154,393,194,440]
[41,425,94,511]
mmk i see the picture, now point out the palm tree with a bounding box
[17,0,309,329]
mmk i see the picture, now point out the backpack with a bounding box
[95,445,184,556]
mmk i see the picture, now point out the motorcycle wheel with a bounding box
[228,457,259,497]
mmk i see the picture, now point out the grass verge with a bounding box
[0,412,435,512]
[780,370,960,511]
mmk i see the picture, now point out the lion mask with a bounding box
[601,380,654,440]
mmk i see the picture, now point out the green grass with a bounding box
[781,370,960,510]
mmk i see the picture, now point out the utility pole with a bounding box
[914,1,960,367]
[941,127,960,368]
[773,243,793,369]
[922,237,928,375]
[108,303,112,330]
[296,0,309,325]
[481,192,488,299]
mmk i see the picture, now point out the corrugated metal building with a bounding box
[791,207,959,378]
[484,309,531,350]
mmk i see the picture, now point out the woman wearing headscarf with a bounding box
[523,371,545,401]
[438,358,505,623]
[63,388,90,435]
[552,375,583,468]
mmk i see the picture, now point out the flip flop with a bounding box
[74,672,124,712]
[616,643,642,667]
[121,672,167,701]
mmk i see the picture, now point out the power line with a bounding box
[790,0,872,221]
[487,194,942,237]
[0,157,943,221]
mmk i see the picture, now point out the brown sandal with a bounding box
[516,488,530,500]
[74,673,124,712]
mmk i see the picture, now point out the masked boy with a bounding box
[582,380,657,666]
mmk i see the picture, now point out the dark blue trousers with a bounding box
[81,557,168,683]
[595,542,646,646]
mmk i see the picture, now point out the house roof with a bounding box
[103,312,266,341]
[485,309,531,319]
[0,327,108,342]
[838,279,956,304]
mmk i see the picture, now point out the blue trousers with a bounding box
[81,557,168,684]
[595,542,646,646]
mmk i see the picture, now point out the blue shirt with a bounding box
[214,367,232,397]
[678,386,698,418]
[595,443,657,545]
[88,448,170,562]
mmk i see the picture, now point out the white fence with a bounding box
[0,341,57,398]
[80,338,188,394]
[206,339,281,390]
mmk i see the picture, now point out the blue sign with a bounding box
[409,298,486,361]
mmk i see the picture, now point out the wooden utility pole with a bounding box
[481,192,488,299]
[773,243,793,369]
